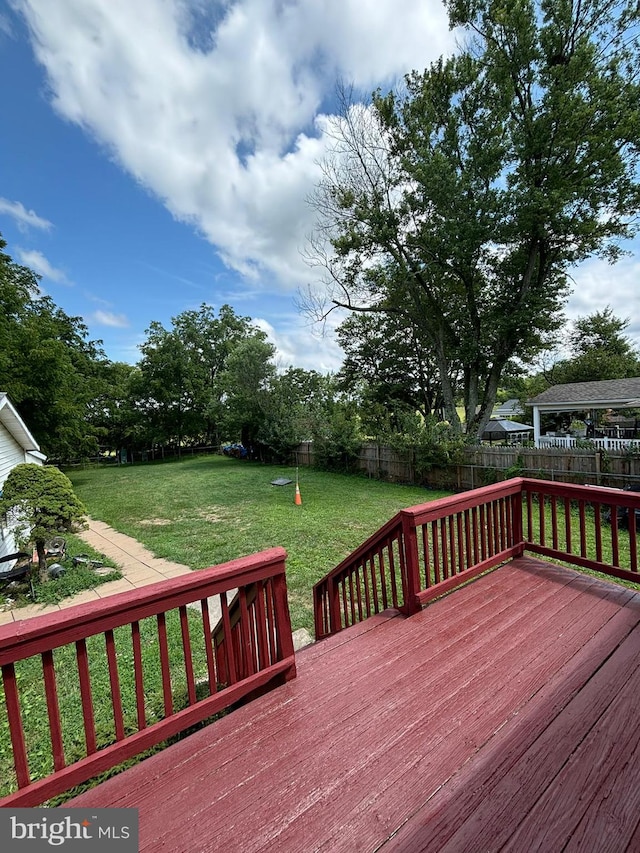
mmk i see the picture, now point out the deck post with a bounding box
[400,511,421,616]
[272,573,297,680]
[328,577,342,635]
[512,484,525,556]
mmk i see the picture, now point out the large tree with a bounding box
[258,367,326,461]
[0,234,108,460]
[86,361,145,455]
[308,0,640,440]
[336,311,457,432]
[218,336,276,451]
[135,304,276,451]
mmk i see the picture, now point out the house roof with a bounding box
[492,399,524,417]
[527,378,640,412]
[0,393,41,453]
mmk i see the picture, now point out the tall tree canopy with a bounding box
[135,304,275,451]
[309,0,640,440]
[547,307,640,384]
[259,367,331,460]
[336,311,455,433]
[0,234,108,459]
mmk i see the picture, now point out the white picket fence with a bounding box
[539,435,640,452]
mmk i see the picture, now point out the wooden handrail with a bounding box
[313,481,524,639]
[0,547,295,807]
[520,478,640,582]
[314,478,640,640]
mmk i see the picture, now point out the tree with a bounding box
[135,304,274,452]
[308,0,640,441]
[0,464,86,580]
[136,322,197,454]
[520,306,640,391]
[86,361,143,455]
[306,375,363,472]
[218,336,276,451]
[558,308,640,383]
[172,304,259,444]
[0,234,108,460]
[259,367,326,461]
[336,311,456,432]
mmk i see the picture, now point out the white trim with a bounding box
[0,394,41,453]
[538,436,640,452]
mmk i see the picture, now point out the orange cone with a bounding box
[295,483,302,505]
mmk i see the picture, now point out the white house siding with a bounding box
[0,424,32,561]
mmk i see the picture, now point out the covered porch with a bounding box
[527,377,640,449]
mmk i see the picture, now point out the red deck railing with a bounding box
[313,478,640,639]
[521,479,640,582]
[0,547,295,807]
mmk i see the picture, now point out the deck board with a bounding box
[65,557,640,852]
[323,582,640,853]
[386,595,640,852]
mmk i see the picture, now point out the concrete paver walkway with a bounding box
[0,519,192,626]
[0,521,314,648]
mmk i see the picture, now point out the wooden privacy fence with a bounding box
[313,478,640,640]
[295,442,640,489]
[460,445,639,489]
[0,547,295,807]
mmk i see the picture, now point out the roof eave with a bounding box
[0,395,42,453]
[530,399,640,412]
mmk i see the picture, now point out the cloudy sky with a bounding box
[0,0,638,372]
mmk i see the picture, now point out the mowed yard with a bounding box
[67,455,449,633]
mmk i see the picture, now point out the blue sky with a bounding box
[0,0,638,373]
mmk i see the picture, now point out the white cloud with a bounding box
[254,308,346,374]
[16,248,69,283]
[0,197,52,231]
[91,310,129,328]
[12,0,453,292]
[0,13,13,38]
[567,251,640,347]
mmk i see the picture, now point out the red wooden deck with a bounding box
[65,556,640,852]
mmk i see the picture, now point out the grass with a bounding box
[5,460,640,803]
[66,455,450,633]
[534,497,640,590]
[0,457,446,802]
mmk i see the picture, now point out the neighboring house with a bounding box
[0,393,46,561]
[492,398,524,418]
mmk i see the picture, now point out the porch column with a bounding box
[533,405,541,448]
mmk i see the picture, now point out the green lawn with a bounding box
[2,457,445,798]
[67,455,449,632]
[7,460,639,803]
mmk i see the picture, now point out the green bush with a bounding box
[311,406,362,472]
